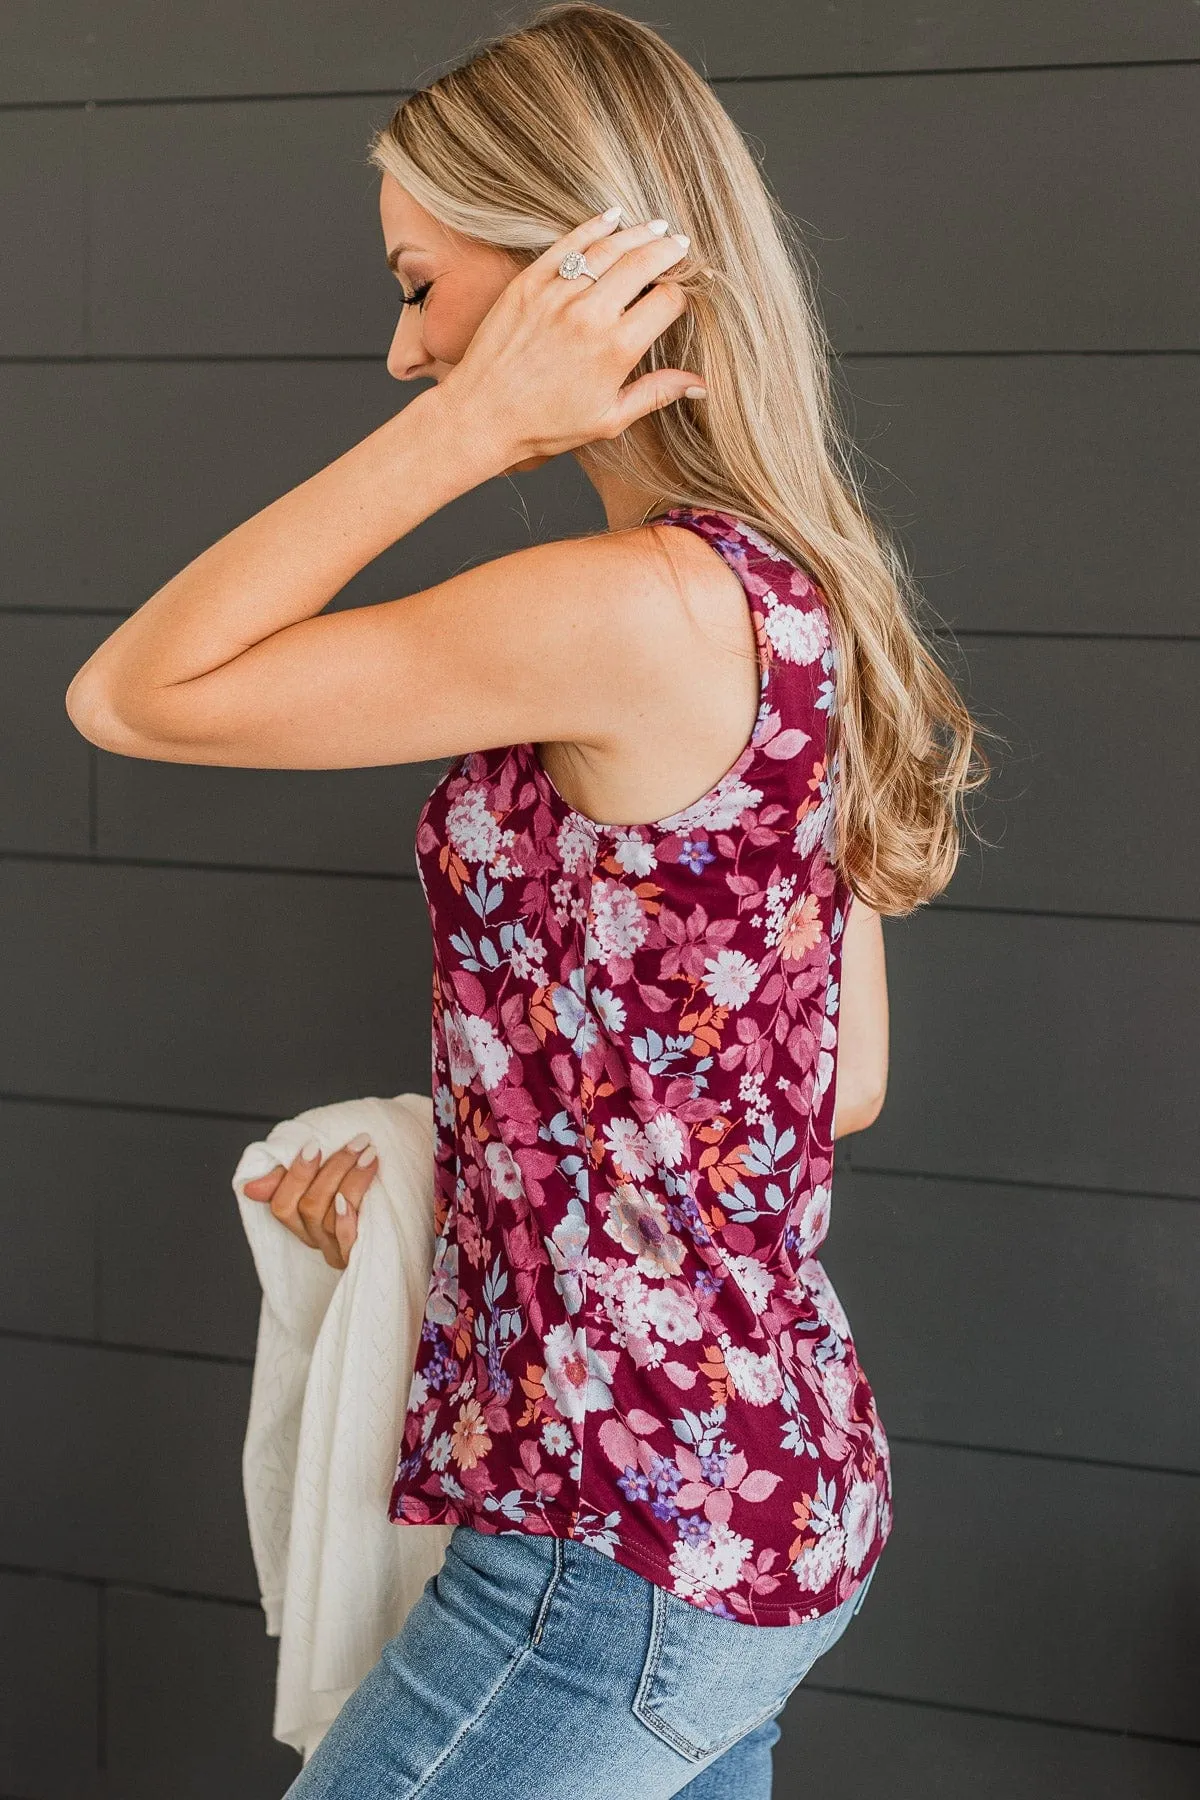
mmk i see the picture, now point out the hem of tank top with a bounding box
[522,509,777,837]
[387,1489,891,1624]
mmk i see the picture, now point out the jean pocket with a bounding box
[631,1585,846,1763]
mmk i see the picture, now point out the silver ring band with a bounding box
[558,250,599,282]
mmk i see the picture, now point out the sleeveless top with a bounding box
[389,506,893,1624]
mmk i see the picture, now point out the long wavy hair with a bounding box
[367,1,988,915]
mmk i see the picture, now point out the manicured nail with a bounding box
[334,1192,348,1216]
[601,203,622,222]
[684,386,708,399]
[647,218,669,235]
[671,233,690,249]
[346,1131,371,1153]
[297,1137,321,1163]
[356,1145,378,1168]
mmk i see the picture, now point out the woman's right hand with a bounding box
[240,1131,379,1270]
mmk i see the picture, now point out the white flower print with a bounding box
[443,1008,479,1090]
[763,603,828,666]
[541,1420,574,1456]
[424,1237,460,1328]
[794,794,832,859]
[557,813,600,876]
[612,831,657,876]
[819,1356,856,1428]
[669,1522,754,1598]
[427,1431,454,1471]
[484,1138,525,1203]
[445,785,501,864]
[547,1201,590,1315]
[701,948,762,1009]
[643,1283,702,1344]
[643,1111,687,1169]
[724,1342,784,1406]
[542,1323,615,1423]
[798,1185,831,1255]
[791,1525,846,1589]
[724,1252,775,1315]
[662,774,763,835]
[459,1011,511,1091]
[406,1371,428,1411]
[794,1259,851,1338]
[591,987,627,1036]
[586,879,650,970]
[841,1479,879,1573]
[603,1117,654,1179]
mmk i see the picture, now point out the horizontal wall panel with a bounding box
[0,362,600,614]
[90,95,410,356]
[853,910,1199,1195]
[0,1097,266,1359]
[0,1337,259,1597]
[945,638,1200,918]
[781,1689,1200,1800]
[0,1570,100,1799]
[0,859,432,1117]
[725,64,1200,351]
[82,68,1200,357]
[1,1099,99,1339]
[825,1168,1200,1470]
[840,354,1200,636]
[0,109,86,353]
[0,615,107,855]
[4,2,1198,105]
[818,1441,1200,1738]
[98,756,441,877]
[106,1588,298,1799]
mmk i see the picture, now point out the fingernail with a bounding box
[297,1137,321,1163]
[346,1131,371,1153]
[647,218,669,235]
[671,233,690,249]
[684,386,708,399]
[601,203,622,222]
[356,1145,378,1168]
[334,1192,348,1216]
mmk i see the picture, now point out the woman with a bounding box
[65,5,983,1794]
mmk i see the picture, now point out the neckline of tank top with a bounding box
[526,505,774,837]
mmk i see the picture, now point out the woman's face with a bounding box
[379,174,521,385]
[379,174,550,469]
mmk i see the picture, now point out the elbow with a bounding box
[64,671,153,755]
[834,1068,888,1139]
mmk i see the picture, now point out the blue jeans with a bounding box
[285,1524,876,1799]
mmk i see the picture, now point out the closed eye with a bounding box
[399,280,432,310]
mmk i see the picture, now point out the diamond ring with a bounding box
[558,250,600,282]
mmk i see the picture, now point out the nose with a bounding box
[386,311,434,383]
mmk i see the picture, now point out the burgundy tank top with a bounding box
[389,506,893,1623]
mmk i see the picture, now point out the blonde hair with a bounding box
[367,1,988,915]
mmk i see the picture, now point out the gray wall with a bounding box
[2,4,1198,1795]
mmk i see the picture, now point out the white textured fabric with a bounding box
[233,1092,453,1761]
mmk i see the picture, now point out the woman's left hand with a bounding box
[438,207,705,467]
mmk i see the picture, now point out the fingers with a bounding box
[242,1164,285,1201]
[582,228,693,316]
[251,1132,378,1264]
[528,203,625,279]
[294,1133,377,1263]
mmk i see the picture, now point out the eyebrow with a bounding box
[386,244,425,274]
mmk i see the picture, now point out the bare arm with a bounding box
[832,899,889,1138]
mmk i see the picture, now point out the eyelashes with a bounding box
[398,280,432,311]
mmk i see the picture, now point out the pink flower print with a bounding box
[445,786,502,865]
[797,1184,831,1256]
[780,892,824,961]
[603,1184,687,1278]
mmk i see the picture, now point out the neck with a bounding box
[575,444,672,533]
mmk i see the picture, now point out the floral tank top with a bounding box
[389,506,893,1624]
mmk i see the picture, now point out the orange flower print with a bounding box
[780,891,823,961]
[450,1397,491,1469]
